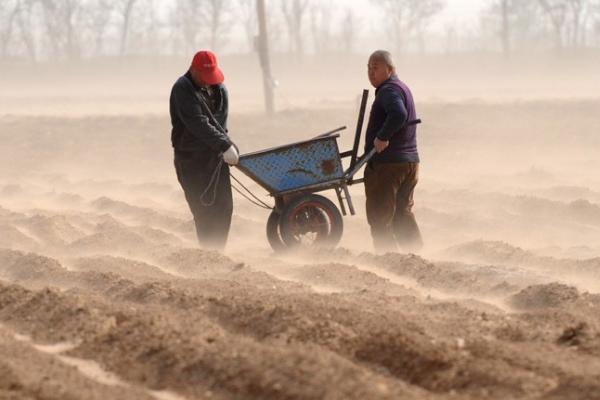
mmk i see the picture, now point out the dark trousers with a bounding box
[364,162,423,253]
[174,152,232,250]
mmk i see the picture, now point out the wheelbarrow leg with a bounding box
[335,187,347,216]
[342,184,356,216]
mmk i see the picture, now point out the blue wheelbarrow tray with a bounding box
[236,134,347,197]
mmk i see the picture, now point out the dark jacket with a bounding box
[170,71,232,155]
[365,75,419,163]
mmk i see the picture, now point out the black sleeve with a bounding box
[173,80,232,153]
[221,85,229,132]
[376,86,409,141]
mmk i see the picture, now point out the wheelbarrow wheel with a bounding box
[279,194,343,248]
[266,211,285,251]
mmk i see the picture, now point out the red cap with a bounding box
[191,50,224,85]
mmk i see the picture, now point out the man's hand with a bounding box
[223,144,239,165]
[374,137,389,153]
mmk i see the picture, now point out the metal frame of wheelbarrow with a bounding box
[273,99,370,216]
[234,89,420,249]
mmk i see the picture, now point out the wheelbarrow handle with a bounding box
[343,118,421,180]
[344,148,376,180]
[314,126,347,139]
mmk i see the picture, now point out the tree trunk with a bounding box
[501,0,511,58]
[0,0,20,59]
[209,0,220,51]
[120,0,136,57]
[256,0,274,115]
[64,0,79,60]
[16,0,37,62]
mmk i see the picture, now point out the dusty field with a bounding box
[1,99,600,399]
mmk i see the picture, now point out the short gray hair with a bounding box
[369,50,395,70]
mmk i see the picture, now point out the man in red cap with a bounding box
[170,50,239,250]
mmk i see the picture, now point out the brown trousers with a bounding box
[364,162,423,252]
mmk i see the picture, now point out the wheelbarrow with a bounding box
[234,90,421,250]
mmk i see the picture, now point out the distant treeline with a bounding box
[1,0,599,63]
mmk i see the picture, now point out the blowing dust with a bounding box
[1,53,600,399]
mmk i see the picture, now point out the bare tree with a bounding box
[264,0,284,53]
[412,0,446,53]
[38,0,60,58]
[340,8,361,54]
[85,0,113,56]
[564,0,590,47]
[139,0,160,55]
[15,0,38,62]
[205,0,231,52]
[115,0,138,56]
[256,0,274,114]
[309,0,333,54]
[280,0,310,59]
[370,0,445,54]
[443,23,459,53]
[62,0,80,59]
[484,0,540,57]
[0,0,20,59]
[237,0,257,53]
[38,0,83,60]
[536,0,593,49]
[497,0,513,56]
[171,0,231,54]
[172,0,205,53]
[538,0,569,50]
[594,1,600,45]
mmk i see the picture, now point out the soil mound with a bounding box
[0,224,39,250]
[283,262,418,296]
[510,283,580,310]
[70,255,175,282]
[22,214,87,247]
[155,248,242,277]
[444,240,531,265]
[91,196,189,233]
[0,249,66,283]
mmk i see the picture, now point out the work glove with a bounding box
[223,144,239,165]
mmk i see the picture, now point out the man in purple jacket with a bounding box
[364,50,423,252]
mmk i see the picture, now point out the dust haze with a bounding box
[1,0,600,399]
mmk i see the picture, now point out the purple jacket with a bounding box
[365,75,419,163]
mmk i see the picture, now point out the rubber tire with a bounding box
[279,194,343,249]
[266,211,286,252]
